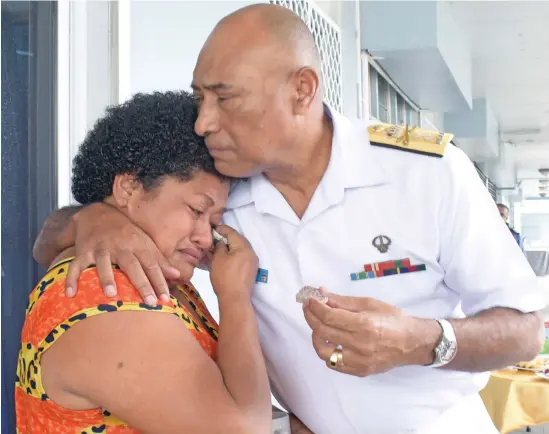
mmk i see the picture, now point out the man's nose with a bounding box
[194,102,219,137]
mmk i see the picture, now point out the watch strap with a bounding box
[429,319,457,368]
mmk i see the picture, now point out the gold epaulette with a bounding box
[368,123,453,158]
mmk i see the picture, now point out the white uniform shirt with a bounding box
[221,108,546,434]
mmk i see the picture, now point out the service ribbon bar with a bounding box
[350,259,426,281]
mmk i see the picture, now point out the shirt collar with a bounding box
[226,105,390,214]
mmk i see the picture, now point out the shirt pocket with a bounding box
[344,256,440,307]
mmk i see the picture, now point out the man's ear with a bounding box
[111,174,141,208]
[292,66,320,115]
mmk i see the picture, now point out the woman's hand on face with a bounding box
[209,225,258,303]
[65,203,180,305]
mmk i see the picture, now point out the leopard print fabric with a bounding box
[15,257,218,433]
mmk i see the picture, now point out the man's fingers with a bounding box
[306,298,358,331]
[310,334,366,377]
[94,248,117,297]
[159,260,181,281]
[117,251,158,306]
[326,293,394,315]
[304,307,357,350]
[137,250,171,303]
[65,254,94,297]
[324,292,372,312]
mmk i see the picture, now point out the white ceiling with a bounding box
[448,1,549,192]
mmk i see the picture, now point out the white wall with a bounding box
[58,0,118,206]
[131,1,257,97]
[515,200,549,250]
[521,213,549,250]
[314,0,341,25]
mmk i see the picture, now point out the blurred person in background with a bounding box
[497,203,524,251]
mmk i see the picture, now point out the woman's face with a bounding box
[119,171,229,282]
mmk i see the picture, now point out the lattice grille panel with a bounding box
[269,0,342,112]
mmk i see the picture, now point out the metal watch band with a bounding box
[429,319,458,368]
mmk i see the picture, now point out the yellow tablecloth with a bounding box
[480,369,549,433]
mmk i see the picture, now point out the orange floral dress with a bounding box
[15,257,219,434]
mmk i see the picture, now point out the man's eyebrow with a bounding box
[190,82,233,92]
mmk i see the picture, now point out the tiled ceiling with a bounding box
[448,1,549,179]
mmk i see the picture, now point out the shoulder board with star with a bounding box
[368,123,454,158]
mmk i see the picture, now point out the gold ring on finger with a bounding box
[328,348,341,369]
[337,348,344,368]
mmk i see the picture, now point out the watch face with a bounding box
[440,338,457,361]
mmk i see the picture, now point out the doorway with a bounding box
[1,1,57,432]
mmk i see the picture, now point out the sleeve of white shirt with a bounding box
[438,145,546,316]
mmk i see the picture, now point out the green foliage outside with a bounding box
[541,338,549,355]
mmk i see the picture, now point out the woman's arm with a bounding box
[41,226,271,434]
[210,226,271,428]
[42,309,271,434]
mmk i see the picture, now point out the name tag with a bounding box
[256,268,269,284]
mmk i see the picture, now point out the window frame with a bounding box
[1,2,58,432]
[361,51,421,126]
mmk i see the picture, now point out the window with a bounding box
[367,61,420,126]
[377,76,389,122]
[396,94,405,125]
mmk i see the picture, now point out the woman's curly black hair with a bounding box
[71,90,225,204]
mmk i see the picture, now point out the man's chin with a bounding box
[214,160,260,179]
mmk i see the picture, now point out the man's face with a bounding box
[498,205,509,222]
[191,34,294,178]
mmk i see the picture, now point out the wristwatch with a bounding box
[428,319,458,368]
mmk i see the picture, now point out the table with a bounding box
[480,369,549,433]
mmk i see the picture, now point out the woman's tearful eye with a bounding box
[189,207,203,218]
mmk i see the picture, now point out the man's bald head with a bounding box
[215,3,322,72]
[191,4,328,179]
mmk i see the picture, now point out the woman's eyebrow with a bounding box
[198,193,225,211]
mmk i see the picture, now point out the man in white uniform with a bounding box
[34,4,545,433]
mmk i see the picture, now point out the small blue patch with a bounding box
[256,268,269,284]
